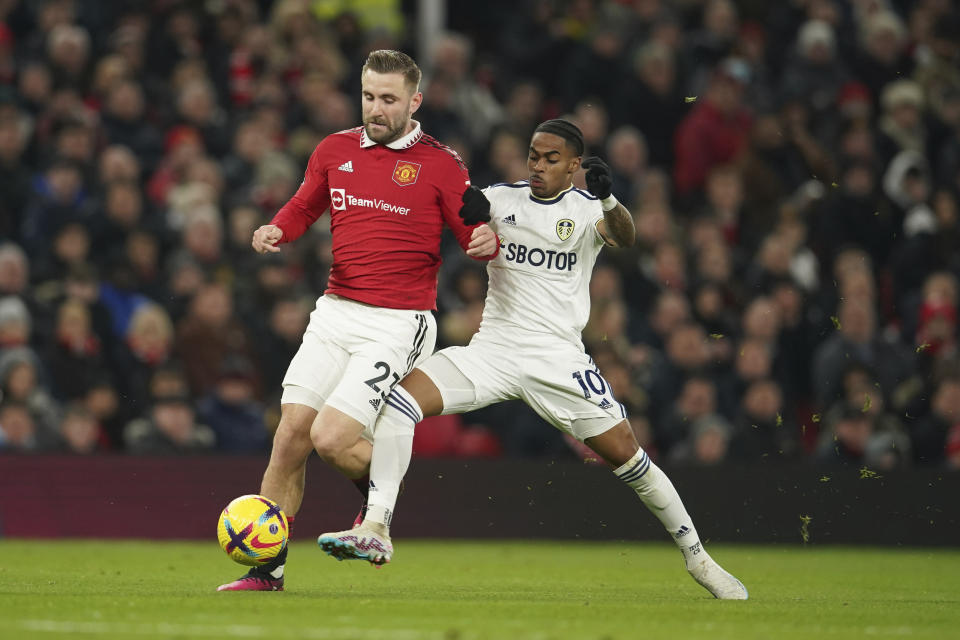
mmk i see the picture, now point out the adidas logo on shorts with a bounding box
[369,397,381,410]
[598,398,613,409]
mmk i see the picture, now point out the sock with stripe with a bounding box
[364,386,422,528]
[613,448,707,568]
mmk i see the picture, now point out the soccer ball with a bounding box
[216,494,288,566]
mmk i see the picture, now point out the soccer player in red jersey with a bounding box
[218,50,498,592]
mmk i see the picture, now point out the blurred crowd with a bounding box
[0,0,958,471]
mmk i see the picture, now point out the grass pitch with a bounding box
[1,539,958,640]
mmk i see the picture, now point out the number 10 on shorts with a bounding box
[571,368,609,399]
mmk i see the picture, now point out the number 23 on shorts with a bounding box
[364,361,402,401]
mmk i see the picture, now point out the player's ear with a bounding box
[409,91,423,116]
[568,155,582,175]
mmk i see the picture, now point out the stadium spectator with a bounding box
[112,302,176,413]
[0,400,47,452]
[613,41,684,169]
[58,402,107,454]
[673,57,753,199]
[176,282,259,399]
[123,391,215,454]
[910,375,960,468]
[44,297,106,401]
[0,346,60,438]
[197,355,268,453]
[811,296,913,411]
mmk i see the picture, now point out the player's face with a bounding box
[361,70,422,144]
[527,132,581,199]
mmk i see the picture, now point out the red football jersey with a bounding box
[270,122,494,310]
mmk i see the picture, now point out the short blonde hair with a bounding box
[362,49,421,92]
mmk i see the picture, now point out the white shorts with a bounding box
[418,332,627,441]
[281,294,437,440]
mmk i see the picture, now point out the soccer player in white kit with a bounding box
[319,120,748,599]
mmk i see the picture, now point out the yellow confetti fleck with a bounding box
[799,515,813,543]
[917,343,931,353]
[802,424,807,436]
[584,457,598,464]
[862,394,872,412]
[859,467,882,480]
[709,333,724,339]
[685,96,697,103]
[830,316,842,330]
[812,414,821,423]
[819,476,831,482]
[831,182,839,188]
[776,412,783,427]
[873,211,879,216]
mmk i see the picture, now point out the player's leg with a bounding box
[313,305,436,487]
[317,368,443,564]
[219,297,351,591]
[309,404,369,477]
[585,422,747,599]
[319,345,506,564]
[217,402,318,591]
[261,403,318,514]
[523,349,747,600]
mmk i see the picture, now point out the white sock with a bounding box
[365,386,422,529]
[613,448,708,568]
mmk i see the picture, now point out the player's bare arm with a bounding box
[466,224,498,257]
[598,201,636,248]
[582,156,636,248]
[252,224,283,254]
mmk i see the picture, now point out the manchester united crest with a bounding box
[392,161,421,186]
[556,219,574,241]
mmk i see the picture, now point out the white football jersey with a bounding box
[478,181,607,347]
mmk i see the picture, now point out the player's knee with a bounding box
[269,416,313,467]
[310,425,351,462]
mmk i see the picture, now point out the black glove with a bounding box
[582,156,613,200]
[459,185,491,225]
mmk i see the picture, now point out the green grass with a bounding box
[1,540,958,639]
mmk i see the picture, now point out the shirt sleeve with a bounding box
[270,141,332,244]
[438,153,499,261]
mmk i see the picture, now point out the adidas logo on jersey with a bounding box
[502,214,517,225]
[338,160,354,172]
[598,398,613,410]
[369,397,381,410]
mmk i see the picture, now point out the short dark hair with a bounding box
[362,50,421,92]
[534,119,585,156]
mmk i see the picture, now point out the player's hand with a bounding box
[467,224,498,257]
[582,157,613,200]
[252,224,283,254]
[459,185,491,225]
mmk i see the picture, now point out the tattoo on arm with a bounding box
[603,203,636,247]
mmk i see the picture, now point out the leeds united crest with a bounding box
[556,219,574,241]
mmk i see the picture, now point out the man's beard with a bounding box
[364,118,406,144]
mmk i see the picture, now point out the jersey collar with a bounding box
[528,183,574,205]
[359,120,423,149]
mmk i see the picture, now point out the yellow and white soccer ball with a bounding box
[216,494,288,566]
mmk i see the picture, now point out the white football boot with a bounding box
[687,555,749,599]
[317,521,393,566]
